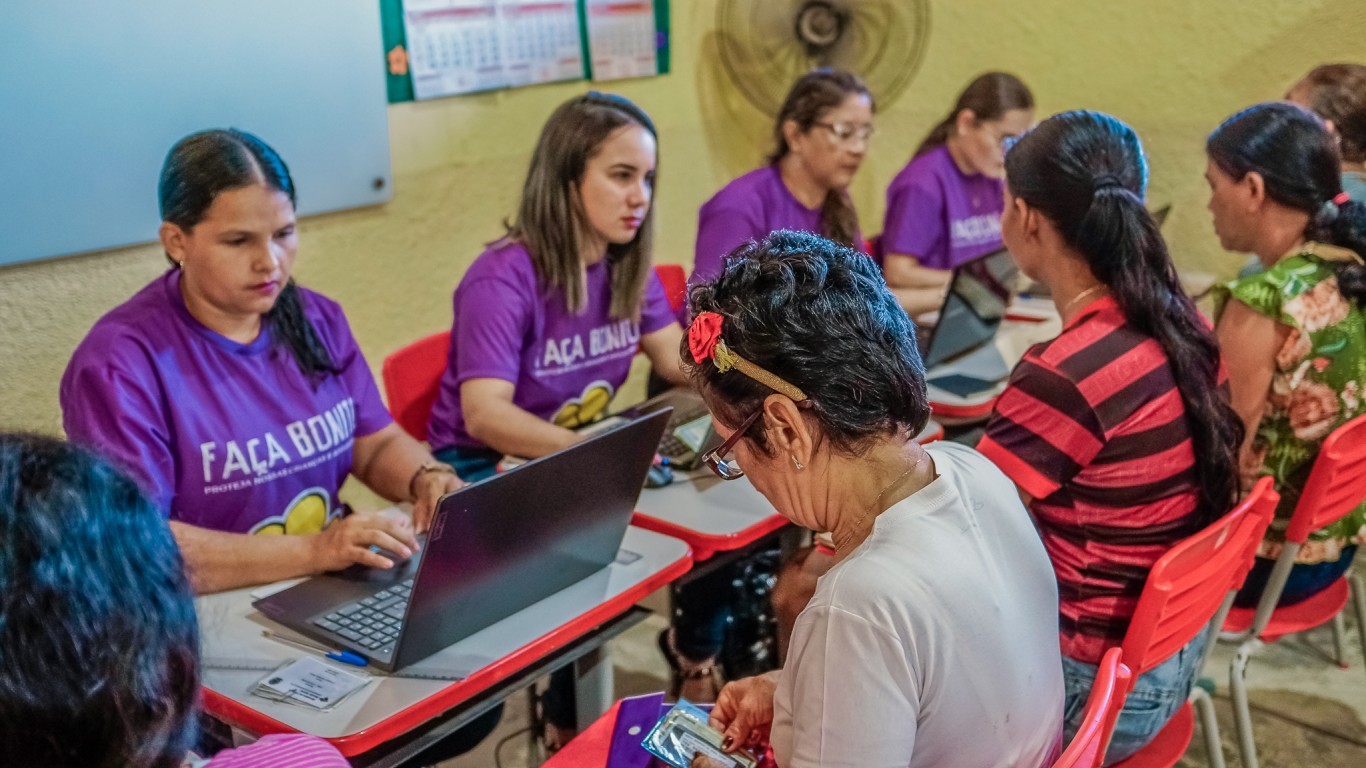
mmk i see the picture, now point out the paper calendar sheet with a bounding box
[585,0,658,81]
[404,0,583,99]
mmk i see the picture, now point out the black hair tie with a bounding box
[1092,173,1125,193]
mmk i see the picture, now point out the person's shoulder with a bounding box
[927,441,1018,499]
[702,167,774,211]
[463,237,536,282]
[71,273,178,366]
[890,148,950,196]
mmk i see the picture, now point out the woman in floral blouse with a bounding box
[1206,102,1366,606]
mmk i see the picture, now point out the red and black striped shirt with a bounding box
[979,296,1204,664]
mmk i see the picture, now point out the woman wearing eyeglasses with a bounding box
[881,72,1034,316]
[686,230,1064,768]
[692,69,874,284]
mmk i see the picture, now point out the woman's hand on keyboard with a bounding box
[310,510,420,572]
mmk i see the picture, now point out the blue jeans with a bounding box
[1061,632,1208,765]
[1233,545,1357,608]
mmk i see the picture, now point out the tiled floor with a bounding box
[439,588,1366,768]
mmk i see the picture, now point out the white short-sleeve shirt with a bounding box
[771,442,1064,768]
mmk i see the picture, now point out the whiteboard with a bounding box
[0,0,393,266]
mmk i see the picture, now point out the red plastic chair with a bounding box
[1107,477,1279,768]
[654,263,687,315]
[380,330,450,441]
[1218,413,1366,768]
[1055,648,1132,768]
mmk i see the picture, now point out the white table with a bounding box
[198,525,691,765]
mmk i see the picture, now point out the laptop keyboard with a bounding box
[312,578,413,652]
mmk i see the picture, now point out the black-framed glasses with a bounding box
[701,400,815,481]
[812,121,875,144]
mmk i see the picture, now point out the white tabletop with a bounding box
[198,525,689,743]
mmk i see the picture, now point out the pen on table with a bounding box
[260,630,368,667]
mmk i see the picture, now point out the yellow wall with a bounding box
[3,0,1364,434]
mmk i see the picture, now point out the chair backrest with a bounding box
[1054,647,1132,768]
[1120,477,1279,677]
[654,264,687,315]
[380,330,451,441]
[1284,412,1366,543]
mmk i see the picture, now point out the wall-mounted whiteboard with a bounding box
[0,0,392,267]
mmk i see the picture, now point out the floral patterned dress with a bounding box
[1214,244,1366,564]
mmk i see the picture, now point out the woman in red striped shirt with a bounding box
[978,111,1242,764]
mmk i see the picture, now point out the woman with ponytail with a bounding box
[1207,102,1366,607]
[881,72,1033,316]
[693,69,873,285]
[61,129,463,594]
[978,111,1242,763]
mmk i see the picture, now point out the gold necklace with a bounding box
[834,452,929,555]
[1061,284,1108,317]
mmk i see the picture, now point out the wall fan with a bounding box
[715,0,931,117]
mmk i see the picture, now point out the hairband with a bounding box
[1333,191,1352,206]
[688,312,808,402]
[1092,173,1125,192]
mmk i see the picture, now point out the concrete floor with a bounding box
[440,586,1366,768]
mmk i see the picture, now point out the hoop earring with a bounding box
[790,455,804,471]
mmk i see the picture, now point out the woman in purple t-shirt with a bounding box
[693,69,874,283]
[61,130,463,595]
[882,72,1034,316]
[427,93,686,478]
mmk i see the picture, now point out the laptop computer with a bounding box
[619,388,721,471]
[915,248,1020,398]
[253,408,671,672]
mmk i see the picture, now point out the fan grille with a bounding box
[716,0,931,117]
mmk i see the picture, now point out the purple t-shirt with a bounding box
[60,270,392,535]
[426,239,677,453]
[882,145,1005,270]
[694,166,863,282]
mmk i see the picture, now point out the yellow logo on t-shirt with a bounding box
[249,486,336,535]
[552,380,615,429]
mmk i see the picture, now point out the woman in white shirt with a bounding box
[680,230,1065,768]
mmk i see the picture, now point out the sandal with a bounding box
[658,628,724,703]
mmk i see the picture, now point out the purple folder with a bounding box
[606,692,670,768]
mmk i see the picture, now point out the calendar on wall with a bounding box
[381,0,670,103]
[583,0,657,81]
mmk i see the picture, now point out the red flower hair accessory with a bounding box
[689,311,725,364]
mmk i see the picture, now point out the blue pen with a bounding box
[261,630,368,667]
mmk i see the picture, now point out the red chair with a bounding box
[1218,413,1366,768]
[380,330,450,441]
[1107,477,1279,768]
[654,263,687,315]
[1055,648,1132,768]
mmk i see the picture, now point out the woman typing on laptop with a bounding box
[880,72,1034,317]
[60,130,462,595]
[424,92,685,483]
[977,112,1242,763]
[423,92,685,749]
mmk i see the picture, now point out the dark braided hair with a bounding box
[158,129,337,382]
[1208,102,1366,304]
[682,230,929,457]
[1006,111,1243,527]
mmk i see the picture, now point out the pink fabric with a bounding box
[205,734,349,767]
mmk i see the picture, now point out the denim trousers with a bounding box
[1061,631,1208,765]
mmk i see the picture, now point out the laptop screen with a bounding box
[921,248,1020,369]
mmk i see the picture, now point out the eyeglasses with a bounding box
[700,400,816,481]
[811,121,876,145]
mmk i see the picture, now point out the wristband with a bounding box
[408,461,457,501]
